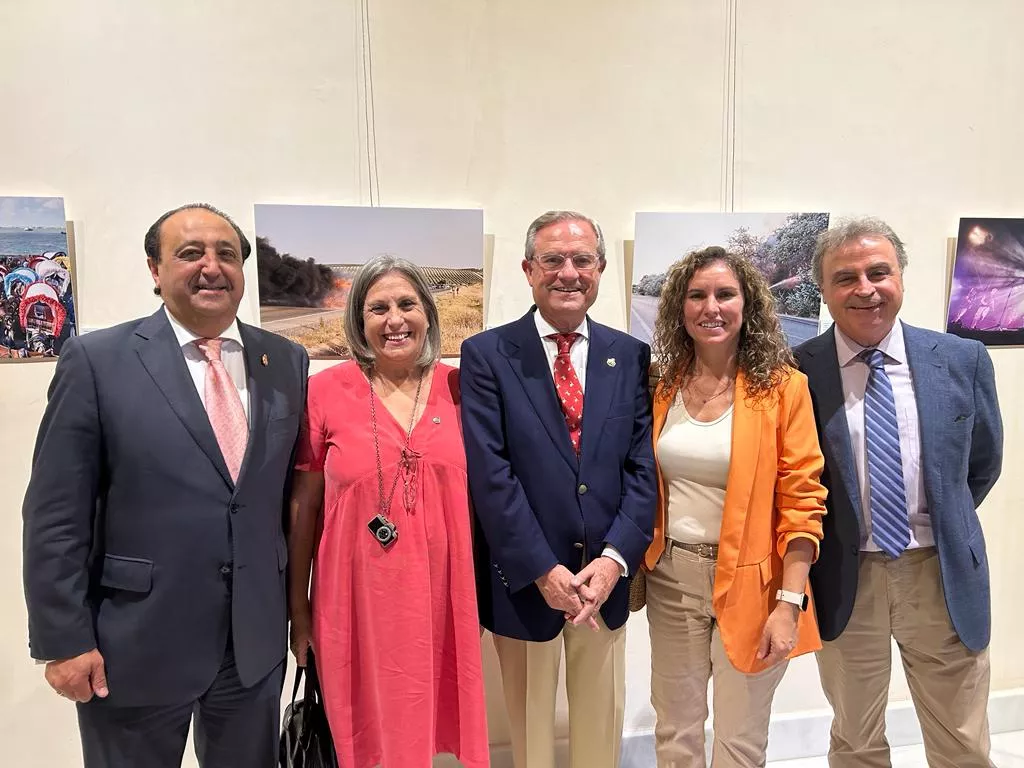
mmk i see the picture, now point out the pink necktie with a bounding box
[548,332,584,454]
[196,338,248,482]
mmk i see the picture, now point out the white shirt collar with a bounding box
[533,308,589,341]
[164,306,244,350]
[835,319,905,368]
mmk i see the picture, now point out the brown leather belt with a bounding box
[666,539,718,560]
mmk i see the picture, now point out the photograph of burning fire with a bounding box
[253,204,484,359]
[946,217,1024,347]
[630,212,829,348]
[0,196,77,361]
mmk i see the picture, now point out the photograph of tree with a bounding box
[946,217,1024,347]
[0,196,77,361]
[254,204,484,359]
[630,212,829,348]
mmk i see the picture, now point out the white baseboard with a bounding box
[487,688,1024,767]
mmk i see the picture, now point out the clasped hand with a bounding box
[535,557,622,632]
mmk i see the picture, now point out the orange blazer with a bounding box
[643,367,828,674]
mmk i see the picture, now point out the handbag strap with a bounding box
[303,649,323,705]
[290,660,305,707]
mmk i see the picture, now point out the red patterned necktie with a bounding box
[196,338,249,482]
[548,332,584,454]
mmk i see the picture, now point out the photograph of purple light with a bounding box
[946,218,1024,347]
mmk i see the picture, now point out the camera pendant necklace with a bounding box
[368,368,425,549]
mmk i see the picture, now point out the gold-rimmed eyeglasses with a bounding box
[532,252,601,272]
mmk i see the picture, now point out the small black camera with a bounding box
[368,514,398,549]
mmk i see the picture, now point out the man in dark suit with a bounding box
[22,203,309,768]
[794,217,1003,768]
[461,210,656,768]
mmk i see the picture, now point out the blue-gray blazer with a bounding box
[794,322,1002,652]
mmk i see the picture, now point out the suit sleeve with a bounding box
[774,373,828,560]
[601,343,657,571]
[968,342,1002,507]
[460,339,559,593]
[22,339,102,660]
[282,346,310,537]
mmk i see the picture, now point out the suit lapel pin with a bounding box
[606,357,616,368]
[260,353,269,367]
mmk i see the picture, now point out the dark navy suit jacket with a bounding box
[460,309,656,641]
[22,308,309,705]
[795,322,1002,652]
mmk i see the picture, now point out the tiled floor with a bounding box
[768,730,1024,767]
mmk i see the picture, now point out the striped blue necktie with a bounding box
[860,348,911,558]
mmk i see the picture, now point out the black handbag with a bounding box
[280,650,339,768]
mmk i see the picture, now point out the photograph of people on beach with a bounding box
[0,196,76,361]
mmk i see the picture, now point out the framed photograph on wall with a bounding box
[946,217,1024,347]
[254,204,485,360]
[630,212,830,349]
[0,196,77,361]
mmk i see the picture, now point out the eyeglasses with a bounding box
[532,252,601,272]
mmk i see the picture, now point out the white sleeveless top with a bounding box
[656,396,733,545]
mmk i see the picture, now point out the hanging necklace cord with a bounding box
[369,367,425,518]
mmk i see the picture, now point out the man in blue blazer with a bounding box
[22,204,309,768]
[461,210,656,768]
[794,217,1003,768]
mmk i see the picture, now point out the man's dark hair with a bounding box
[144,203,252,264]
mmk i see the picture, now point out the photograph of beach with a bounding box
[0,196,77,361]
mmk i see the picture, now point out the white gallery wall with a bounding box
[1,1,1022,765]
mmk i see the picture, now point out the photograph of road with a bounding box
[946,217,1024,347]
[254,204,484,359]
[630,211,829,348]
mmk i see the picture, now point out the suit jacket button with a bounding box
[229,503,239,514]
[578,483,588,495]
[574,542,584,550]
[219,565,232,576]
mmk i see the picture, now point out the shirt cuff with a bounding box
[601,546,628,578]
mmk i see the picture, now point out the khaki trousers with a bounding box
[646,545,788,768]
[817,547,993,768]
[492,615,626,768]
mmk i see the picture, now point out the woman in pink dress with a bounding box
[287,255,490,768]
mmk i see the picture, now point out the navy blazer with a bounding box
[794,322,1002,652]
[22,308,309,705]
[460,309,656,642]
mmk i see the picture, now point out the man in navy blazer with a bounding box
[22,204,309,768]
[461,210,656,768]
[794,217,1002,768]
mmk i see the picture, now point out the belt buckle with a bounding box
[696,543,714,559]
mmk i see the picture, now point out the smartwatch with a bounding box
[776,588,808,611]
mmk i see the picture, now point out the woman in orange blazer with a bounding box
[643,246,827,768]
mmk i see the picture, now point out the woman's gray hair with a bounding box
[812,216,908,287]
[344,255,442,369]
[523,210,606,263]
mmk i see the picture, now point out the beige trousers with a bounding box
[646,545,788,768]
[817,547,993,768]
[492,615,626,768]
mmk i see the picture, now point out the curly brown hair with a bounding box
[652,246,794,401]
